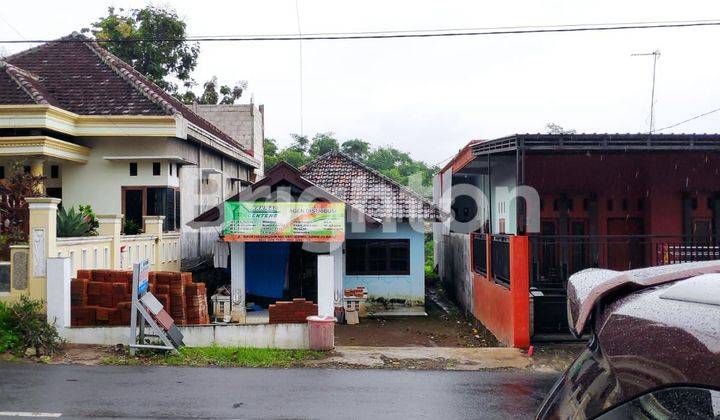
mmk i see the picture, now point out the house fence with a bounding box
[0,197,180,304]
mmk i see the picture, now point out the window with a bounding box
[0,166,4,179]
[50,165,59,179]
[129,162,138,176]
[152,162,161,176]
[169,163,173,176]
[147,187,176,231]
[346,239,410,275]
[175,190,181,230]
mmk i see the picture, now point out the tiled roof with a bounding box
[0,65,35,105]
[300,151,439,220]
[2,33,249,154]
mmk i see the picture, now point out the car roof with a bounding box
[566,261,720,336]
[595,276,720,391]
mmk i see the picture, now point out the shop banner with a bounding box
[224,201,345,242]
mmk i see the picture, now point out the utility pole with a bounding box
[632,50,661,134]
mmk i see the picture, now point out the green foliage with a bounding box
[102,346,325,368]
[78,204,99,235]
[424,234,438,280]
[263,133,437,195]
[0,296,64,356]
[57,206,93,237]
[123,219,141,235]
[307,132,340,158]
[176,77,247,105]
[85,6,199,94]
[340,138,370,160]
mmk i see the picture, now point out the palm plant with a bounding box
[56,206,92,237]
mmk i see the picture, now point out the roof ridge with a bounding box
[3,32,87,62]
[0,61,54,105]
[81,37,250,152]
[304,150,435,207]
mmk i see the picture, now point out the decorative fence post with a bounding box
[143,216,165,269]
[25,197,60,302]
[97,215,123,270]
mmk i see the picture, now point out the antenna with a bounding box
[632,49,661,134]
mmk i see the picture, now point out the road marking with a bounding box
[0,412,62,418]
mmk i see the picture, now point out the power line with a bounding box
[654,107,720,132]
[2,20,720,44]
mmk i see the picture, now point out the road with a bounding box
[0,363,558,419]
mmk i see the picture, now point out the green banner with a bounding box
[224,201,345,242]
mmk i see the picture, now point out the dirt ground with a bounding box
[335,296,499,348]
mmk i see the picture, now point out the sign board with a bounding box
[224,202,345,242]
[129,259,182,354]
[134,259,150,295]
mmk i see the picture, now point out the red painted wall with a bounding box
[525,152,720,236]
[471,235,529,348]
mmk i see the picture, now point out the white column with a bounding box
[46,257,71,328]
[229,242,246,323]
[331,245,344,307]
[317,254,335,318]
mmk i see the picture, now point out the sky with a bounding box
[1,1,720,166]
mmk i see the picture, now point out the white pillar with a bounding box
[331,245,344,307]
[229,242,246,323]
[317,254,335,318]
[46,257,71,328]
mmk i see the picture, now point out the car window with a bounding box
[596,387,720,420]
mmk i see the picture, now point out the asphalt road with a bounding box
[0,363,558,419]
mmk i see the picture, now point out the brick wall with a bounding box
[268,298,318,324]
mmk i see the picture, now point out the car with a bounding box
[535,261,720,419]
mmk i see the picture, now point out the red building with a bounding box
[435,133,720,347]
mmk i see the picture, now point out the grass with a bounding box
[101,346,326,368]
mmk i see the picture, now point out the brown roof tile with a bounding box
[2,33,251,155]
[300,151,439,220]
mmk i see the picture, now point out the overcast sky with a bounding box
[2,1,720,165]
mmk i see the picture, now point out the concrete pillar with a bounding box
[143,216,165,268]
[331,244,344,307]
[26,197,60,302]
[317,254,335,318]
[97,214,123,269]
[29,158,45,195]
[229,241,246,323]
[46,257,71,328]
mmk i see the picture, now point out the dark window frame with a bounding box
[129,162,138,176]
[346,239,410,276]
[152,162,161,176]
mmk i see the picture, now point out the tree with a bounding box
[546,123,576,135]
[341,139,370,160]
[177,77,248,105]
[263,138,279,169]
[261,133,435,196]
[308,132,339,158]
[85,6,199,94]
[288,134,310,154]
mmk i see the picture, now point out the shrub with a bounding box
[78,204,99,235]
[57,206,93,237]
[0,296,64,356]
[123,219,141,235]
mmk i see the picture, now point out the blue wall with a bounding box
[344,222,425,313]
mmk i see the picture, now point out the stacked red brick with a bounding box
[70,269,210,327]
[268,298,318,324]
